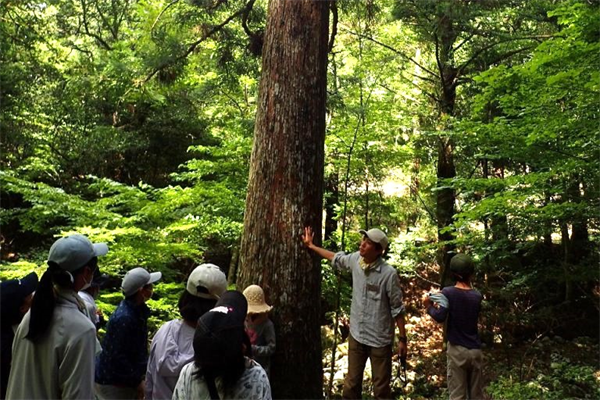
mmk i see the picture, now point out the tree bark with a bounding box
[237,0,328,398]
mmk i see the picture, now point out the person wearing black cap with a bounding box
[303,226,407,399]
[423,253,484,400]
[95,267,162,400]
[6,234,108,400]
[0,272,38,399]
[172,291,272,400]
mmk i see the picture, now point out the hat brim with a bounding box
[247,304,273,314]
[93,243,109,257]
[358,229,387,249]
[148,271,162,285]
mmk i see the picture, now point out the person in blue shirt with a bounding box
[423,253,484,400]
[95,267,162,400]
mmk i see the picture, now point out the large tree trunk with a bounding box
[237,1,328,398]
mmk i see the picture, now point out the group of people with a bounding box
[1,235,276,400]
[0,226,483,400]
[302,227,483,400]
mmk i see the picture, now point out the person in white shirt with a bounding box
[78,273,108,329]
[6,234,108,400]
[172,291,272,400]
[145,264,227,400]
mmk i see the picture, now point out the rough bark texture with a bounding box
[237,1,328,398]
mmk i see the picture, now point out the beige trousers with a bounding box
[447,342,485,400]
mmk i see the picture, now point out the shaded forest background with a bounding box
[1,0,598,398]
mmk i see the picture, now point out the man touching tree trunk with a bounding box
[303,227,408,400]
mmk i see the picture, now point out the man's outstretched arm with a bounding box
[302,226,335,261]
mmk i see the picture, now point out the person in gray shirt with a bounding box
[303,227,408,399]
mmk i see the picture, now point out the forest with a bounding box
[1,0,599,398]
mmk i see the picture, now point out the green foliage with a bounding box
[487,358,600,400]
[2,1,599,396]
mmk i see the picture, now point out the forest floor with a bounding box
[321,268,600,400]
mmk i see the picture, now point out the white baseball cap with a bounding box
[48,234,109,272]
[186,263,227,299]
[122,267,162,297]
[359,228,389,251]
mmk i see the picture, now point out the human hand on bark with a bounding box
[302,226,314,249]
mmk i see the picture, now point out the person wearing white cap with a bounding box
[6,234,108,400]
[302,226,407,400]
[145,264,227,400]
[95,267,162,399]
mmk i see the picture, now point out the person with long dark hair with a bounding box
[172,291,271,400]
[145,264,227,399]
[6,234,108,400]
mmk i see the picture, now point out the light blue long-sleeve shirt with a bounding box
[332,252,406,347]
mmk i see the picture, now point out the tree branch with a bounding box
[328,0,338,53]
[80,0,112,50]
[150,0,180,34]
[240,0,259,36]
[457,36,551,78]
[143,0,256,84]
[340,26,438,79]
[452,22,480,54]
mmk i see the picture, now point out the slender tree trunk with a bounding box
[437,136,456,286]
[569,176,590,262]
[560,222,573,301]
[324,172,339,248]
[436,13,458,287]
[237,1,328,398]
[227,245,239,287]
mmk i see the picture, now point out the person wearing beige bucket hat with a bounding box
[243,285,276,377]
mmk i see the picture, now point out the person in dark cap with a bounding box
[172,290,272,400]
[422,253,484,400]
[0,272,38,399]
[303,226,407,399]
[6,234,108,400]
